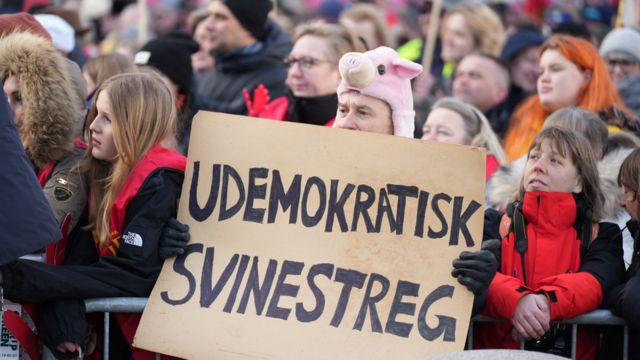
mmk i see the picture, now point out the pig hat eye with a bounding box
[377,65,386,75]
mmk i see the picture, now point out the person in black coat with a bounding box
[0,73,186,359]
[607,147,640,358]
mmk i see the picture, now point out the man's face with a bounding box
[201,1,254,53]
[604,51,640,84]
[453,55,507,112]
[334,91,393,135]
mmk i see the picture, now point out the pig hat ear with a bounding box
[391,57,423,80]
[336,46,423,138]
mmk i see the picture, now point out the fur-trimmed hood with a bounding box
[487,147,635,221]
[0,32,75,169]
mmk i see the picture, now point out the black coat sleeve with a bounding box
[606,232,640,328]
[579,222,626,302]
[1,169,183,303]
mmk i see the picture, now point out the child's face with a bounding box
[89,90,118,162]
[523,139,582,193]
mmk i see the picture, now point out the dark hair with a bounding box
[618,148,640,216]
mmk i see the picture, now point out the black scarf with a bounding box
[287,91,338,126]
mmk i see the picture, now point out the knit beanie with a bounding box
[0,12,51,41]
[600,28,640,62]
[134,33,199,93]
[336,46,423,137]
[223,0,272,41]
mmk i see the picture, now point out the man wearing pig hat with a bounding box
[334,46,421,137]
[333,46,499,314]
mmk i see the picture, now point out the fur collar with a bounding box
[0,32,75,169]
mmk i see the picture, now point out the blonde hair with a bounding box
[84,72,176,246]
[518,127,603,222]
[292,20,366,65]
[431,97,506,165]
[441,3,505,57]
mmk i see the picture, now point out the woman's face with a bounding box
[3,75,23,128]
[441,13,475,64]
[285,35,341,98]
[537,49,588,112]
[421,108,469,145]
[89,90,118,162]
[621,184,640,221]
[523,139,582,193]
[510,46,540,93]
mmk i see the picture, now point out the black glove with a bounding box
[38,300,86,360]
[159,218,190,259]
[451,239,500,295]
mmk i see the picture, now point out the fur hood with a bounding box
[0,32,75,169]
[487,147,635,221]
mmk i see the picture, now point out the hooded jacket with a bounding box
[0,31,87,233]
[477,192,625,358]
[194,20,292,115]
[487,146,636,265]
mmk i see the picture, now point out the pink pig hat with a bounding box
[336,46,423,137]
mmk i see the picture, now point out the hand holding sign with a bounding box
[135,112,486,359]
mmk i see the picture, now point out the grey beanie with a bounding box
[600,28,640,61]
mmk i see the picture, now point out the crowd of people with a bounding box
[2,0,640,359]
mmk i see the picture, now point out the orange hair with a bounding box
[503,35,625,161]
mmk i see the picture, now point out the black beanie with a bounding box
[223,0,272,41]
[134,33,199,93]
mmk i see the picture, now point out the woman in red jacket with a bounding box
[477,127,625,358]
[0,72,186,359]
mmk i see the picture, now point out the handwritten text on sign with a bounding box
[135,112,485,359]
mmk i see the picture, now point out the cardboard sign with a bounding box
[135,112,486,359]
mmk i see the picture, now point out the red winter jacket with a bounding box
[101,145,185,359]
[476,192,624,359]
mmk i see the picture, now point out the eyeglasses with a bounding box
[606,58,639,70]
[284,56,330,70]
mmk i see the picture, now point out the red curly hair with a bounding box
[503,35,625,161]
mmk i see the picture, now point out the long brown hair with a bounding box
[83,72,176,246]
[518,127,604,222]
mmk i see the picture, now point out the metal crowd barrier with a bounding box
[469,310,629,360]
[43,298,630,360]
